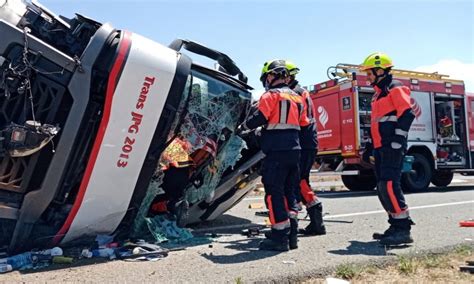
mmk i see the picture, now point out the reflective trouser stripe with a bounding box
[288,210,298,219]
[390,209,410,219]
[273,220,290,230]
[387,180,402,214]
[300,179,319,206]
[267,195,276,225]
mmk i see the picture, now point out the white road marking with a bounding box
[325,200,474,219]
[196,200,474,232]
[192,223,266,233]
[243,191,371,201]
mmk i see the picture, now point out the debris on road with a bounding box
[460,220,474,227]
[248,203,265,209]
[241,227,261,237]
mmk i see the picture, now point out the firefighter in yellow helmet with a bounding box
[361,52,416,245]
[284,61,326,236]
[238,59,309,251]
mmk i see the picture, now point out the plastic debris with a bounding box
[248,203,264,209]
[0,264,12,273]
[0,246,65,273]
[91,248,116,259]
[459,220,474,227]
[255,211,269,217]
[118,241,169,261]
[460,260,474,274]
[95,234,115,246]
[241,227,261,237]
[81,249,93,259]
[52,256,73,264]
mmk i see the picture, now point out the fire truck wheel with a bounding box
[401,153,433,192]
[430,170,454,187]
[341,172,377,191]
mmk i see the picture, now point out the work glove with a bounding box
[235,124,245,136]
[235,124,251,137]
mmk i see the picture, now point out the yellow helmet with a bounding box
[360,52,393,71]
[285,60,300,76]
[260,59,288,83]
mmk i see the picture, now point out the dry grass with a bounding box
[304,245,474,283]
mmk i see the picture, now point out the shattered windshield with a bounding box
[133,68,252,242]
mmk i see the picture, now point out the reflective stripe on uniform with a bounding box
[375,115,398,122]
[390,209,410,219]
[267,124,301,130]
[395,128,408,138]
[288,211,298,219]
[272,219,290,230]
[280,100,289,124]
[306,96,316,124]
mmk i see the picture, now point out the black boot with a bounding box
[299,203,326,235]
[264,219,298,249]
[289,218,298,250]
[379,218,414,246]
[373,216,397,240]
[379,229,413,245]
[259,228,289,251]
[373,225,396,240]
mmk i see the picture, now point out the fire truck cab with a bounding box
[309,64,474,192]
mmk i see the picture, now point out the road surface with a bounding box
[4,177,474,282]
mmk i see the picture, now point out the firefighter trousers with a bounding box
[261,150,300,228]
[374,147,409,219]
[298,149,319,208]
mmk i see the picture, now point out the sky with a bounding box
[39,0,473,94]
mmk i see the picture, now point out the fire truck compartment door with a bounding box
[467,95,474,152]
[316,91,342,153]
[407,91,434,141]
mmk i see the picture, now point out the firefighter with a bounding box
[238,59,308,251]
[284,61,326,236]
[360,52,416,245]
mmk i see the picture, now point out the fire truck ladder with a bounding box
[332,63,464,83]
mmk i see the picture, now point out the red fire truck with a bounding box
[308,64,474,192]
